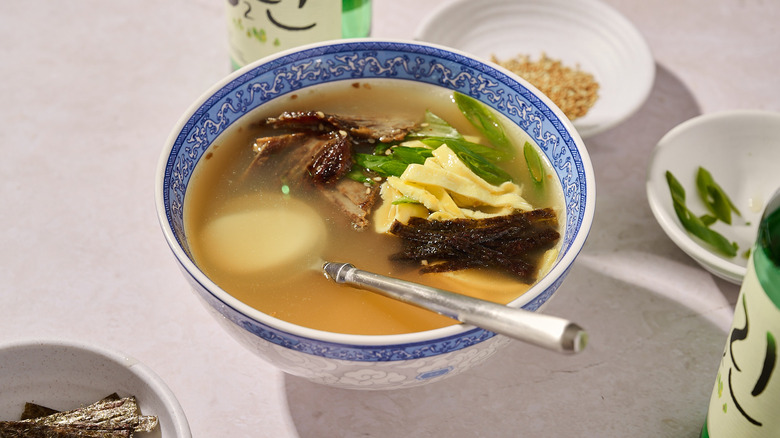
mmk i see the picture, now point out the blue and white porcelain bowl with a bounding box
[156,39,595,390]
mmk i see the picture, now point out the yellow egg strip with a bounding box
[373,144,533,229]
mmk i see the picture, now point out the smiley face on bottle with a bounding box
[226,0,341,67]
[229,0,317,32]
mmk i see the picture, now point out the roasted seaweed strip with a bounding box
[389,208,560,283]
[22,396,156,432]
[20,403,59,421]
[0,422,132,437]
[0,395,157,437]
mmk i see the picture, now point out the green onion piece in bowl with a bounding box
[695,166,742,225]
[353,153,409,177]
[441,139,513,186]
[406,110,462,140]
[666,170,738,258]
[453,92,514,160]
[524,141,545,185]
[392,196,422,205]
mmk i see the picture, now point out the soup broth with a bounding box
[184,80,564,335]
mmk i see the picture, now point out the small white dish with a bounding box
[414,0,655,138]
[646,110,780,284]
[0,339,191,437]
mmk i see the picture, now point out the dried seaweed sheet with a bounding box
[20,394,120,422]
[20,403,59,421]
[0,395,157,438]
[389,208,560,283]
[0,422,132,437]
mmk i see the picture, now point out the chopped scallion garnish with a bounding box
[353,153,410,178]
[406,110,462,140]
[391,196,422,205]
[666,170,738,257]
[453,92,515,161]
[350,95,520,187]
[696,166,741,225]
[524,141,545,185]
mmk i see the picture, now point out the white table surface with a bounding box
[1,0,778,436]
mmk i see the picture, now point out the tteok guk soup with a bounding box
[184,80,564,335]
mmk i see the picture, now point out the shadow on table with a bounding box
[582,61,740,308]
[283,62,734,437]
[282,262,727,437]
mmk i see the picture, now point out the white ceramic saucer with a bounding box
[646,110,780,284]
[414,0,655,138]
[0,339,191,437]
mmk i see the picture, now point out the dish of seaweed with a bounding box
[0,393,158,437]
[0,340,191,438]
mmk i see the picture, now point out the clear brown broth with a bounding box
[184,80,563,335]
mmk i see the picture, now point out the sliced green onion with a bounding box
[420,137,510,162]
[666,170,738,257]
[372,142,394,155]
[444,140,513,186]
[453,92,514,160]
[389,146,433,165]
[696,166,741,225]
[523,141,545,185]
[354,153,409,177]
[406,110,462,140]
[354,145,434,178]
[699,214,717,226]
[667,170,686,205]
[357,104,516,187]
[391,196,422,205]
[345,166,374,184]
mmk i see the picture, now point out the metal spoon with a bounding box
[323,262,587,354]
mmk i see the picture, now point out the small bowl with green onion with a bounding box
[646,110,780,284]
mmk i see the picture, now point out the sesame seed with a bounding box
[491,53,599,120]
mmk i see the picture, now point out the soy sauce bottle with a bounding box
[701,189,780,437]
[226,0,372,70]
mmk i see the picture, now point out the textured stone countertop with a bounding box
[1,0,778,436]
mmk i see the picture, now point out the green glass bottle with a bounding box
[226,0,372,70]
[341,0,372,39]
[701,190,780,437]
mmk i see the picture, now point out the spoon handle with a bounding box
[322,262,586,354]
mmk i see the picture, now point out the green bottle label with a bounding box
[704,252,780,436]
[226,0,343,69]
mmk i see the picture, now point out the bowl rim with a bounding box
[646,109,780,283]
[155,38,596,347]
[0,338,192,437]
